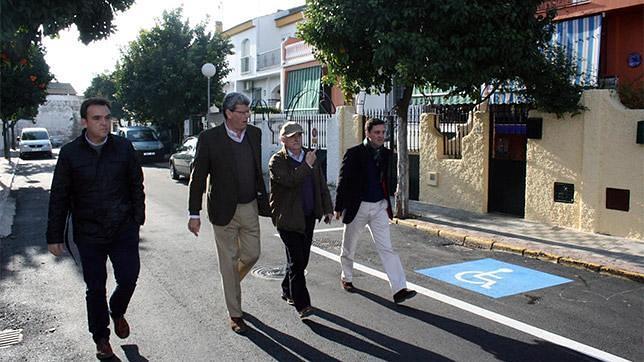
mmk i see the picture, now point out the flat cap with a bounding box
[280,121,304,137]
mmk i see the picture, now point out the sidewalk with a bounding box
[0,152,19,238]
[397,200,644,282]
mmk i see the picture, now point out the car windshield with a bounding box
[21,131,49,140]
[126,129,158,141]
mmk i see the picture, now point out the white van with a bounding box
[18,127,53,159]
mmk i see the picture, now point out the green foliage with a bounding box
[0,41,53,120]
[298,0,584,116]
[114,8,232,131]
[1,0,135,124]
[617,76,644,109]
[1,0,135,45]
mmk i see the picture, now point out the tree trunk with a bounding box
[394,86,413,218]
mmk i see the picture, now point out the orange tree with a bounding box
[1,0,135,127]
[298,0,583,217]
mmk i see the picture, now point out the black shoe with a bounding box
[230,317,248,334]
[281,294,295,305]
[298,306,315,319]
[95,338,114,360]
[393,288,417,304]
[341,279,356,292]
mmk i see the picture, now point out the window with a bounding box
[241,39,250,73]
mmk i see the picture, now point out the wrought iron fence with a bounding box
[363,106,423,153]
[428,104,476,159]
[254,112,332,150]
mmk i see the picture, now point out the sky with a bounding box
[42,0,305,95]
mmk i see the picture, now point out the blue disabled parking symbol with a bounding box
[416,258,572,298]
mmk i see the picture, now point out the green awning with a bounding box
[286,66,321,111]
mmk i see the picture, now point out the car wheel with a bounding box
[170,162,180,180]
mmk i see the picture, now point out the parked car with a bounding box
[116,126,165,162]
[49,135,66,148]
[18,127,53,159]
[169,136,197,180]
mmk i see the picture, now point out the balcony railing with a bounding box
[537,0,590,12]
[284,41,313,62]
[256,49,280,71]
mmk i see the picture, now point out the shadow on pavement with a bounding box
[243,312,339,361]
[121,344,149,361]
[306,308,448,361]
[353,288,597,362]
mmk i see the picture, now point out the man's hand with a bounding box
[188,218,201,237]
[48,243,65,256]
[323,213,334,224]
[305,149,317,167]
[334,211,343,220]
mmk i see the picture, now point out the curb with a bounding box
[393,217,644,283]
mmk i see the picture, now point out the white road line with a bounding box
[310,246,630,362]
[273,227,345,237]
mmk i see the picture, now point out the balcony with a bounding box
[284,41,313,62]
[256,49,280,71]
[537,0,590,12]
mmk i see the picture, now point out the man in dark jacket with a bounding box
[334,118,416,304]
[269,122,333,318]
[187,92,270,334]
[46,97,145,360]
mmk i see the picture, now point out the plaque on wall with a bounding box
[554,182,574,203]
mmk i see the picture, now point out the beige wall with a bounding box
[528,90,644,239]
[419,109,489,213]
[417,89,642,240]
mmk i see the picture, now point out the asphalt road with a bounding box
[1,154,641,361]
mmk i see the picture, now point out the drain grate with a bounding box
[251,265,287,280]
[251,265,307,280]
[0,329,23,349]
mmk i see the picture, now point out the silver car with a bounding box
[18,127,53,159]
[169,137,197,180]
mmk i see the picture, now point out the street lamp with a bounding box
[201,63,216,116]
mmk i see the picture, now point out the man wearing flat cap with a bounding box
[269,121,333,319]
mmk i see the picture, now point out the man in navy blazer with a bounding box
[334,118,416,304]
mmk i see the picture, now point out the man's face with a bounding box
[82,105,111,141]
[282,132,303,154]
[366,124,386,148]
[225,104,250,133]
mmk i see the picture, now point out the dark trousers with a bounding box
[76,222,140,342]
[278,215,316,312]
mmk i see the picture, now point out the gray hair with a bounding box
[222,92,251,120]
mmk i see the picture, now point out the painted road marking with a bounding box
[273,226,345,237]
[417,258,572,298]
[310,246,628,362]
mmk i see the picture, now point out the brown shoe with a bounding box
[341,279,356,292]
[112,315,130,339]
[230,317,248,334]
[95,338,114,360]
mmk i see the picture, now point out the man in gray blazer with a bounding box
[188,92,270,334]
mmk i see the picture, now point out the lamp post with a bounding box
[201,63,216,116]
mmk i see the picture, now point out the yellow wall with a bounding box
[419,109,489,213]
[416,89,642,240]
[528,90,644,239]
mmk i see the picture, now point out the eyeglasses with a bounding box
[232,110,250,115]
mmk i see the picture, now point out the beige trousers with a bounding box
[212,200,261,318]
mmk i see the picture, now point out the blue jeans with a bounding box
[76,221,140,342]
